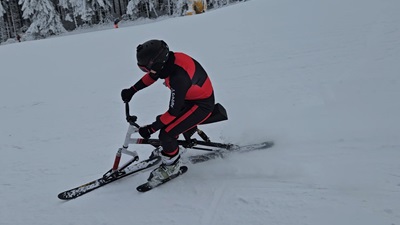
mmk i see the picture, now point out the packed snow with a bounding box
[1,0,400,224]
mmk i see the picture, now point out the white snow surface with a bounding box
[1,0,400,224]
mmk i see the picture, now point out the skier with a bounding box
[121,39,215,184]
[114,19,120,28]
[16,34,21,42]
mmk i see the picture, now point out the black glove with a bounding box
[121,87,136,103]
[138,125,155,139]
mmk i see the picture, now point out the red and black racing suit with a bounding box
[130,52,215,157]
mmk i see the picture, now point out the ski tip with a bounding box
[57,193,66,200]
[136,183,152,192]
[180,166,188,173]
[57,192,74,200]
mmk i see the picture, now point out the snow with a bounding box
[1,0,400,224]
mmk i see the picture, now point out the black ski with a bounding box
[58,141,274,198]
[58,156,161,200]
[188,141,274,164]
[136,166,188,192]
[136,141,273,192]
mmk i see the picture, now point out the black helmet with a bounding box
[136,39,169,73]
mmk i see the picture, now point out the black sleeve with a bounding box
[132,72,159,92]
[167,73,191,116]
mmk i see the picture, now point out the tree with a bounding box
[8,0,23,33]
[0,0,25,43]
[146,0,158,18]
[0,1,7,43]
[126,0,158,19]
[58,0,91,27]
[0,2,4,15]
[59,0,113,27]
[208,0,228,8]
[112,0,129,17]
[87,0,113,23]
[1,0,240,44]
[19,0,66,38]
[126,0,140,19]
[171,0,187,16]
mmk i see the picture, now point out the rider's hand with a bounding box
[121,87,136,103]
[138,125,155,139]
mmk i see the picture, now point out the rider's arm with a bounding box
[131,72,158,92]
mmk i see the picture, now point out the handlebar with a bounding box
[125,103,140,128]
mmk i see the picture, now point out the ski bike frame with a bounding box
[109,102,233,174]
[58,103,274,199]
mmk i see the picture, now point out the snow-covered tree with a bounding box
[0,1,5,15]
[19,0,66,38]
[147,0,158,18]
[126,0,158,19]
[171,0,189,16]
[126,0,140,19]
[87,0,113,23]
[0,0,9,43]
[58,0,91,27]
[58,0,112,26]
[208,0,229,8]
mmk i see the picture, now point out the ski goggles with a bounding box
[138,64,151,73]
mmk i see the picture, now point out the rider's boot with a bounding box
[147,149,182,186]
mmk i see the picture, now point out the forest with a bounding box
[0,0,243,44]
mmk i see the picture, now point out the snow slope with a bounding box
[1,0,400,224]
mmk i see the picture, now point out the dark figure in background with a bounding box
[114,19,120,28]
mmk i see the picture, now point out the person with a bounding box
[121,39,215,184]
[114,19,120,28]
